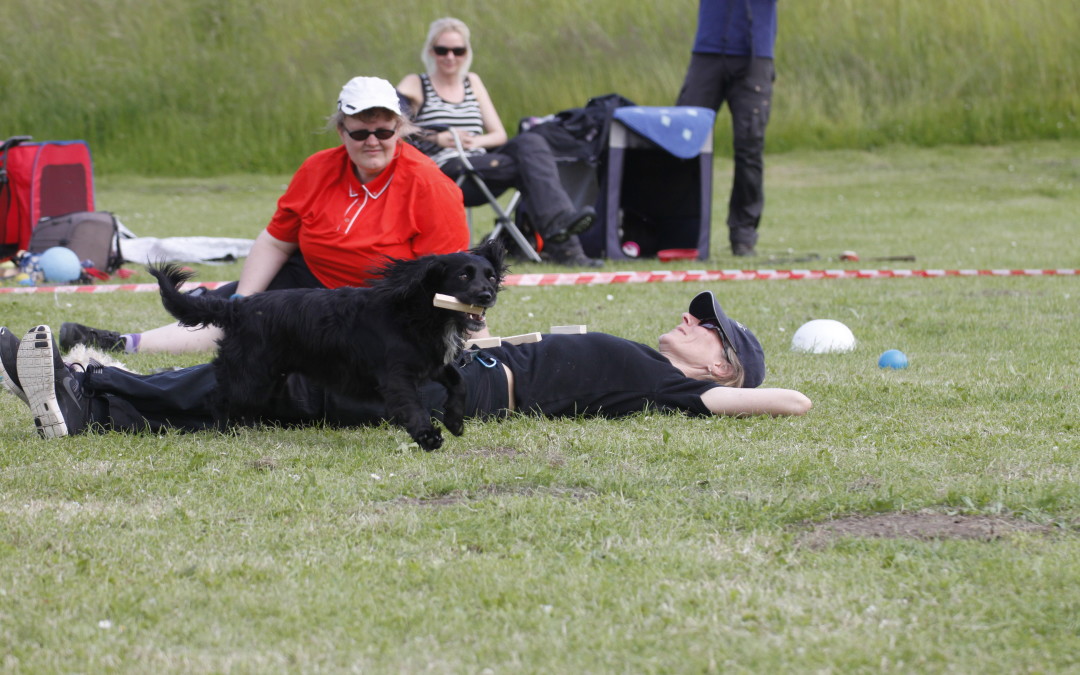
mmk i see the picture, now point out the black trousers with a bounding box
[204,249,325,298]
[677,54,775,248]
[82,354,510,434]
[441,133,574,236]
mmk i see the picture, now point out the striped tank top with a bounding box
[414,73,487,167]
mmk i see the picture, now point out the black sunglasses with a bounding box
[343,127,396,141]
[433,45,467,57]
[699,319,737,363]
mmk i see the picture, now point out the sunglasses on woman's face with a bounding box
[698,319,737,363]
[433,45,467,57]
[343,127,396,141]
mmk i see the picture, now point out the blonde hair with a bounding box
[720,349,746,388]
[703,343,746,388]
[420,17,474,79]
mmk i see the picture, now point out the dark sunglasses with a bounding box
[343,127,396,141]
[433,45,467,57]
[698,319,737,363]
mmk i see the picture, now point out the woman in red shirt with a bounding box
[60,77,471,354]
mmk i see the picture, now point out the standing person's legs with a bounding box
[676,52,731,110]
[725,57,774,256]
[679,53,775,256]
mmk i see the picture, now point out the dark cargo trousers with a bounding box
[677,54,775,251]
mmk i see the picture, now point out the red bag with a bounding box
[1,136,95,260]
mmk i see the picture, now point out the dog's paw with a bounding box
[444,414,465,437]
[414,427,444,452]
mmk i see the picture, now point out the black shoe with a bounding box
[0,326,27,405]
[732,243,757,257]
[18,325,89,438]
[542,235,603,268]
[544,206,597,245]
[59,322,126,353]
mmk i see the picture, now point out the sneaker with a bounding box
[59,322,126,353]
[732,243,757,257]
[0,326,27,404]
[18,325,89,438]
[542,235,604,268]
[544,206,597,245]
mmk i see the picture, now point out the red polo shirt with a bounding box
[266,143,469,288]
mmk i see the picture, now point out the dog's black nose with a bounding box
[475,290,494,305]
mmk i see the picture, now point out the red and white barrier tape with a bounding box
[503,268,1080,286]
[1,268,1077,294]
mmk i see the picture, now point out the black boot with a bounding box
[543,206,597,244]
[542,235,603,268]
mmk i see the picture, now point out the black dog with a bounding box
[148,240,506,450]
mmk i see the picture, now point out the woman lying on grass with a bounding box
[0,291,811,439]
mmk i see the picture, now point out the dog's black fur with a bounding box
[148,240,506,450]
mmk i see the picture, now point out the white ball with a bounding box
[791,319,857,354]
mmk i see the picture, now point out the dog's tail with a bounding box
[147,263,237,330]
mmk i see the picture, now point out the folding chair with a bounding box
[438,128,542,263]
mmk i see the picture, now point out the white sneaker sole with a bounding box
[18,325,68,438]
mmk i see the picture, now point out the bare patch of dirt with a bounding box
[800,512,1056,548]
[391,484,595,508]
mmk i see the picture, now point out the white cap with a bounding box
[337,77,401,116]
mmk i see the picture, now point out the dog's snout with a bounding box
[475,289,494,305]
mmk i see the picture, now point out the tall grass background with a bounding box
[2,0,1078,176]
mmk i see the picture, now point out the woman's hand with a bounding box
[437,130,480,150]
[436,130,457,149]
[458,132,480,150]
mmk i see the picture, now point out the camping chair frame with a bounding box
[444,128,542,263]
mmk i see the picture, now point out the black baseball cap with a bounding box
[688,291,766,388]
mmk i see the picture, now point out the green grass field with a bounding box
[2,141,1078,672]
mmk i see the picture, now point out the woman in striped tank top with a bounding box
[398,17,601,267]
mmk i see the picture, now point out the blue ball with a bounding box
[878,349,909,369]
[38,246,83,283]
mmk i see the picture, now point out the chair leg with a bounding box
[475,187,541,263]
[448,132,542,262]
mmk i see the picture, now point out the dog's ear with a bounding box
[370,254,443,303]
[418,257,451,295]
[472,239,508,282]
